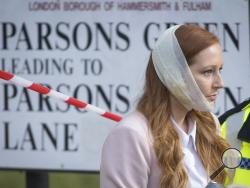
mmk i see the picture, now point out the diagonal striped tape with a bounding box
[0,70,122,122]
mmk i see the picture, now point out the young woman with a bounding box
[100,24,229,188]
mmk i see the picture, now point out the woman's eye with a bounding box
[203,69,213,76]
[219,68,223,73]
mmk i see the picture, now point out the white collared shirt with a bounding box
[171,117,208,188]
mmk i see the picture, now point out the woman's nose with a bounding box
[213,73,224,89]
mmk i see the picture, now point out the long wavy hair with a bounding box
[137,25,229,188]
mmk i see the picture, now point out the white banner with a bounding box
[0,0,249,171]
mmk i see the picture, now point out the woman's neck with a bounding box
[170,96,190,133]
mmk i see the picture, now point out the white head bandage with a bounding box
[152,25,212,112]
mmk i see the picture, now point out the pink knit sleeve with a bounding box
[100,125,151,188]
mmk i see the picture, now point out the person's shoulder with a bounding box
[219,98,250,124]
[119,111,148,126]
[103,111,152,149]
[113,111,150,139]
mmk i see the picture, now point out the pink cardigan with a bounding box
[100,111,161,188]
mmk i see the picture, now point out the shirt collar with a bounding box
[171,116,197,150]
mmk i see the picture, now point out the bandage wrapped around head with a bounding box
[152,25,212,112]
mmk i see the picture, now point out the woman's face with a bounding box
[189,43,224,105]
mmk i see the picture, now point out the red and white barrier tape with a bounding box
[0,70,122,122]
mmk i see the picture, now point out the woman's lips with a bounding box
[207,94,217,102]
